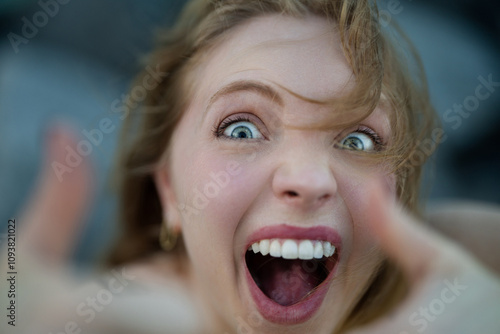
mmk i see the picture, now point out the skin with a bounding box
[5,13,500,334]
[155,15,395,333]
[6,126,500,334]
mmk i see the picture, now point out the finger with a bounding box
[19,126,94,264]
[366,180,452,281]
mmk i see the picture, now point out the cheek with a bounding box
[173,146,264,253]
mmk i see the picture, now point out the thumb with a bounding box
[19,125,94,264]
[366,180,450,281]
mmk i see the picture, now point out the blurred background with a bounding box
[1,0,499,266]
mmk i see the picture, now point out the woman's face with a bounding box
[156,14,395,333]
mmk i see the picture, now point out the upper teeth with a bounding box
[250,239,335,260]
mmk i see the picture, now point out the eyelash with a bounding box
[213,117,384,150]
[212,115,255,138]
[348,126,385,150]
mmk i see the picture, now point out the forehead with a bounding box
[191,14,354,104]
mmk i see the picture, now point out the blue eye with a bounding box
[223,121,263,139]
[341,132,376,151]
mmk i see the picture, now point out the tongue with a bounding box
[259,259,321,306]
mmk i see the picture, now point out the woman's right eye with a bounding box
[215,116,263,140]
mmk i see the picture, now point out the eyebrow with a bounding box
[204,80,284,118]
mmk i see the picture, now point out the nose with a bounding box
[272,156,337,211]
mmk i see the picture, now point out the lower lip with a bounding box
[244,255,338,325]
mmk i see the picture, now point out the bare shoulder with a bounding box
[426,201,500,236]
[425,201,500,274]
[101,254,201,333]
[123,252,191,287]
[427,201,500,220]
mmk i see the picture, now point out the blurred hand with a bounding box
[1,127,201,334]
[348,181,500,334]
[19,126,94,264]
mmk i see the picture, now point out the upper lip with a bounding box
[244,224,342,255]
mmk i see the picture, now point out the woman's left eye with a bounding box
[222,121,263,139]
[339,131,380,151]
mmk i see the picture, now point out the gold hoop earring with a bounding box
[159,222,178,251]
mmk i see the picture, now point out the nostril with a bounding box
[319,194,331,201]
[285,190,299,197]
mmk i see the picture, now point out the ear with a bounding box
[154,166,182,233]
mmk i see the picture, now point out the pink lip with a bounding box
[243,224,341,325]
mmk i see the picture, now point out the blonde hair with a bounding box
[107,0,437,332]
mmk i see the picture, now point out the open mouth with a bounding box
[245,239,337,306]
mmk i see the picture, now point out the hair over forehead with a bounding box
[177,0,384,125]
